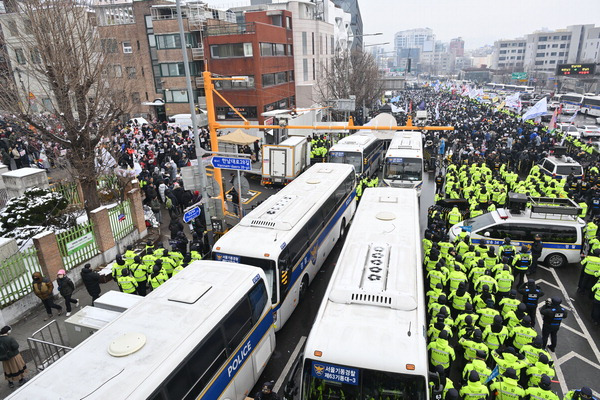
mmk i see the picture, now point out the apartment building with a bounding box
[491,38,526,71]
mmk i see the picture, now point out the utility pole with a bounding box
[175,0,215,246]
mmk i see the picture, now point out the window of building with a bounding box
[537,45,546,49]
[156,33,197,50]
[271,14,282,27]
[500,43,508,48]
[131,92,140,103]
[287,44,293,56]
[127,67,137,79]
[165,89,189,103]
[259,43,286,56]
[262,73,275,87]
[552,44,558,48]
[518,42,525,47]
[288,70,294,82]
[216,76,255,90]
[559,52,565,56]
[23,19,33,35]
[276,71,287,84]
[210,43,252,58]
[30,48,41,64]
[516,56,522,60]
[302,32,307,55]
[560,44,566,48]
[553,35,559,40]
[539,36,547,41]
[499,57,506,61]
[286,16,292,29]
[159,62,200,77]
[312,58,315,80]
[303,58,308,81]
[331,36,334,54]
[7,20,18,36]
[15,48,26,65]
[114,65,122,78]
[510,49,516,53]
[311,32,315,55]
[122,41,133,54]
[500,50,507,54]
[101,38,118,53]
[549,60,556,64]
[561,35,569,40]
[550,52,557,56]
[535,61,544,65]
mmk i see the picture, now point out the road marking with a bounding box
[274,336,307,393]
[559,323,587,338]
[535,278,562,291]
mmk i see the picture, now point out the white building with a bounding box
[491,38,526,71]
[394,28,434,71]
[581,26,600,63]
[523,25,591,73]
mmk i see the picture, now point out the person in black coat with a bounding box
[530,234,543,275]
[80,263,101,305]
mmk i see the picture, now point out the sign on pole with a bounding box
[211,156,251,171]
[511,72,527,80]
[183,204,202,223]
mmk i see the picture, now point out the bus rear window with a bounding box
[213,254,277,304]
[556,165,582,175]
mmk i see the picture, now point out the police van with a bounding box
[449,195,585,268]
[538,154,583,180]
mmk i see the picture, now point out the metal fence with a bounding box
[0,248,41,307]
[50,181,82,208]
[56,221,99,271]
[108,200,135,241]
[27,320,72,371]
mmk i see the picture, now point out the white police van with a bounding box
[449,195,585,268]
[538,155,583,180]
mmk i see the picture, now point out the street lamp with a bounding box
[364,42,390,47]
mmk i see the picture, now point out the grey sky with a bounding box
[359,0,600,50]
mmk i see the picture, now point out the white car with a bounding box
[561,104,580,115]
[556,123,580,137]
[548,101,561,110]
[577,125,600,138]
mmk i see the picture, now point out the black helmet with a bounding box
[134,256,141,263]
[438,295,447,304]
[581,387,593,398]
[473,329,483,341]
[594,248,600,256]
[262,381,274,393]
[468,370,480,383]
[509,289,517,298]
[504,367,517,380]
[552,297,562,305]
[522,315,532,327]
[121,268,130,277]
[538,353,549,365]
[445,388,459,400]
[438,330,449,340]
[539,374,551,390]
[475,349,486,360]
[533,335,543,348]
[493,315,503,325]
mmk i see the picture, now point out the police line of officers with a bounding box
[110,242,204,296]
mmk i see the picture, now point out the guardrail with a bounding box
[27,320,72,371]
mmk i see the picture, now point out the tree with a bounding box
[316,50,383,114]
[0,0,135,214]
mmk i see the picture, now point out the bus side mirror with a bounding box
[283,380,298,400]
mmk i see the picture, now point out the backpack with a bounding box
[151,198,161,212]
[165,197,173,209]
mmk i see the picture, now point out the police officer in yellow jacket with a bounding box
[117,268,138,294]
[525,374,559,400]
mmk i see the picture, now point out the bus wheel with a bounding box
[299,275,309,302]
[546,253,567,268]
[340,218,347,238]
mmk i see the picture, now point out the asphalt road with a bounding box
[245,168,600,399]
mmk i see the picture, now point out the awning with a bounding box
[141,100,165,106]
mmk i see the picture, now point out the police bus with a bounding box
[382,131,424,195]
[581,95,600,117]
[327,132,384,178]
[300,187,430,400]
[213,163,357,331]
[560,92,584,114]
[8,261,276,400]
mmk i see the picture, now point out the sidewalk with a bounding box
[0,277,120,398]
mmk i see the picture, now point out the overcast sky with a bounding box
[207,0,599,50]
[359,0,600,50]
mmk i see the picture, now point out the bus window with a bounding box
[248,282,268,324]
[385,158,422,181]
[187,331,227,397]
[223,299,253,352]
[329,151,362,173]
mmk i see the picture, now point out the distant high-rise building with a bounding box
[449,37,464,57]
[394,28,434,72]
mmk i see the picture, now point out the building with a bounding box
[581,26,600,63]
[203,10,295,124]
[330,0,362,51]
[449,37,464,57]
[235,1,342,108]
[94,0,165,120]
[491,38,526,71]
[394,28,434,71]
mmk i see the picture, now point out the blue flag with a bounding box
[418,100,426,110]
[485,365,500,384]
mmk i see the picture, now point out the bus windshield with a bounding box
[463,213,495,232]
[213,254,278,304]
[384,158,422,181]
[302,360,427,400]
[329,151,363,173]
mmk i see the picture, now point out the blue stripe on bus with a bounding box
[470,238,581,250]
[199,311,274,399]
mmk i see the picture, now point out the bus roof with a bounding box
[385,131,423,159]
[214,163,354,259]
[8,261,264,400]
[329,133,378,152]
[304,188,427,376]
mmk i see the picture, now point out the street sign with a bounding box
[211,156,251,171]
[511,72,527,80]
[183,204,202,223]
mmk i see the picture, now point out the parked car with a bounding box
[556,123,580,137]
[561,103,580,115]
[128,117,149,126]
[548,101,561,110]
[577,125,600,138]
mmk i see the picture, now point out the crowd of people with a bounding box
[402,87,598,399]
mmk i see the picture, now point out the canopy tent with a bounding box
[217,129,258,145]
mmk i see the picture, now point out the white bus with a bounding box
[300,187,429,399]
[8,261,276,400]
[560,92,584,113]
[327,132,384,178]
[383,131,424,194]
[213,163,357,331]
[581,95,600,117]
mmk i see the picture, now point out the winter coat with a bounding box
[0,335,19,361]
[169,219,184,237]
[80,268,101,297]
[57,276,75,297]
[531,240,543,257]
[158,183,167,202]
[32,272,54,300]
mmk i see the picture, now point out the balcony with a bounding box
[205,22,255,37]
[191,46,204,60]
[195,77,204,88]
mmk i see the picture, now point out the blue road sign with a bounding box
[211,156,251,171]
[183,205,201,223]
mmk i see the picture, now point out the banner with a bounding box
[522,97,547,121]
